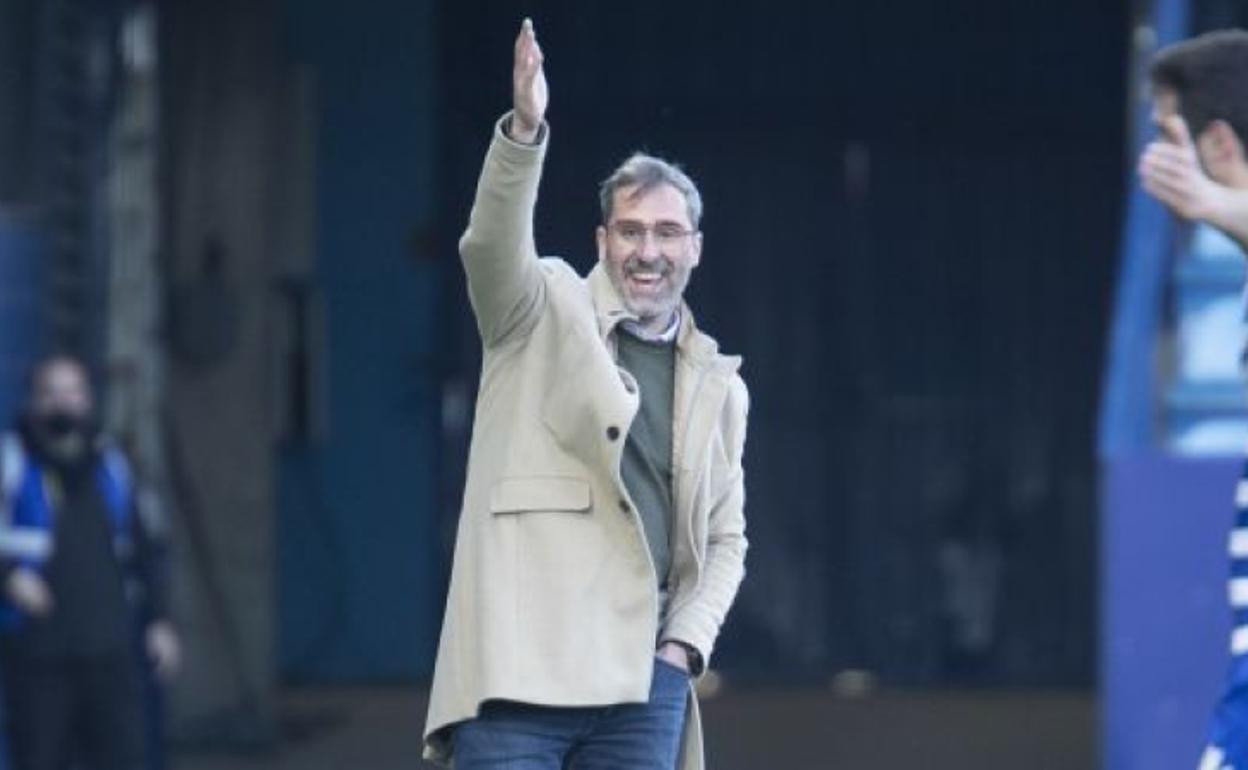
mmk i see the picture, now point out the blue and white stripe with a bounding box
[1202,464,1248,768]
[0,526,51,560]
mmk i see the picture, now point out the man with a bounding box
[1138,29,1248,770]
[1140,32,1248,251]
[424,18,749,770]
[0,355,179,770]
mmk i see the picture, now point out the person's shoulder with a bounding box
[699,334,748,418]
[687,323,744,381]
[537,256,579,278]
[538,257,595,304]
[688,325,747,417]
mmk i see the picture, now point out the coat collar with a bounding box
[586,262,740,374]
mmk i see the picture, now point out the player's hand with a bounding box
[1139,114,1229,223]
[510,18,548,144]
[5,567,53,618]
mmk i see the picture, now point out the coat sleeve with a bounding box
[459,113,550,348]
[660,375,750,672]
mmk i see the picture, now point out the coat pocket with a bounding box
[488,476,592,514]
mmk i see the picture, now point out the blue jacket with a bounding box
[0,431,151,631]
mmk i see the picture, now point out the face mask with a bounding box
[40,412,83,439]
[28,411,94,466]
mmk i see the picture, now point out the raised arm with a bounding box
[459,19,552,347]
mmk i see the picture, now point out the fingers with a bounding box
[1142,173,1184,205]
[1159,113,1194,148]
[1139,141,1200,183]
[514,18,543,76]
[1141,166,1204,219]
[1139,152,1190,194]
[531,38,544,71]
[1140,153,1190,183]
[514,18,530,60]
[509,18,548,141]
[1143,183,1191,219]
[1140,139,1197,166]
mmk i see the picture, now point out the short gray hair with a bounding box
[599,153,703,230]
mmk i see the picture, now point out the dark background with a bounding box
[0,0,1131,688]
[438,0,1128,686]
[0,0,1178,766]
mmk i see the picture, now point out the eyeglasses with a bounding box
[606,220,696,252]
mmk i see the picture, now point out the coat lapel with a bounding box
[587,263,632,344]
[587,261,741,549]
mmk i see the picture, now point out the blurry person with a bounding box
[0,355,179,770]
[423,18,749,770]
[1139,30,1248,770]
[1140,33,1248,251]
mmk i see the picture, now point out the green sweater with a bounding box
[616,328,676,587]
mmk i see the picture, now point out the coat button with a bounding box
[619,499,630,513]
[606,426,620,441]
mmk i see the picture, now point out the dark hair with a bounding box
[1151,29,1248,145]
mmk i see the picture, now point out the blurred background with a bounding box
[0,0,1245,768]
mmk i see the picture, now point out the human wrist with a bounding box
[1207,185,1248,240]
[506,113,542,145]
[660,639,704,675]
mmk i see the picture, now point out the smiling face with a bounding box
[596,182,702,334]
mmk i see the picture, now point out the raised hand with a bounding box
[511,18,548,144]
[1139,114,1227,222]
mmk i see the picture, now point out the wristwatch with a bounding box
[671,641,704,676]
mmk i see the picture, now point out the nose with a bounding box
[636,230,663,260]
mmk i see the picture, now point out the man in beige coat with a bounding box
[423,18,749,770]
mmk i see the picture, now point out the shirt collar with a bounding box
[620,309,681,344]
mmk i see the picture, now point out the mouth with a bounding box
[624,266,668,296]
[629,271,662,286]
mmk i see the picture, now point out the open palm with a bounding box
[511,18,548,143]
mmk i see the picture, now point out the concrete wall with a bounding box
[160,0,307,741]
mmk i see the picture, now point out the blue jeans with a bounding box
[453,658,690,769]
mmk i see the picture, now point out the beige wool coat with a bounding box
[423,115,750,770]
